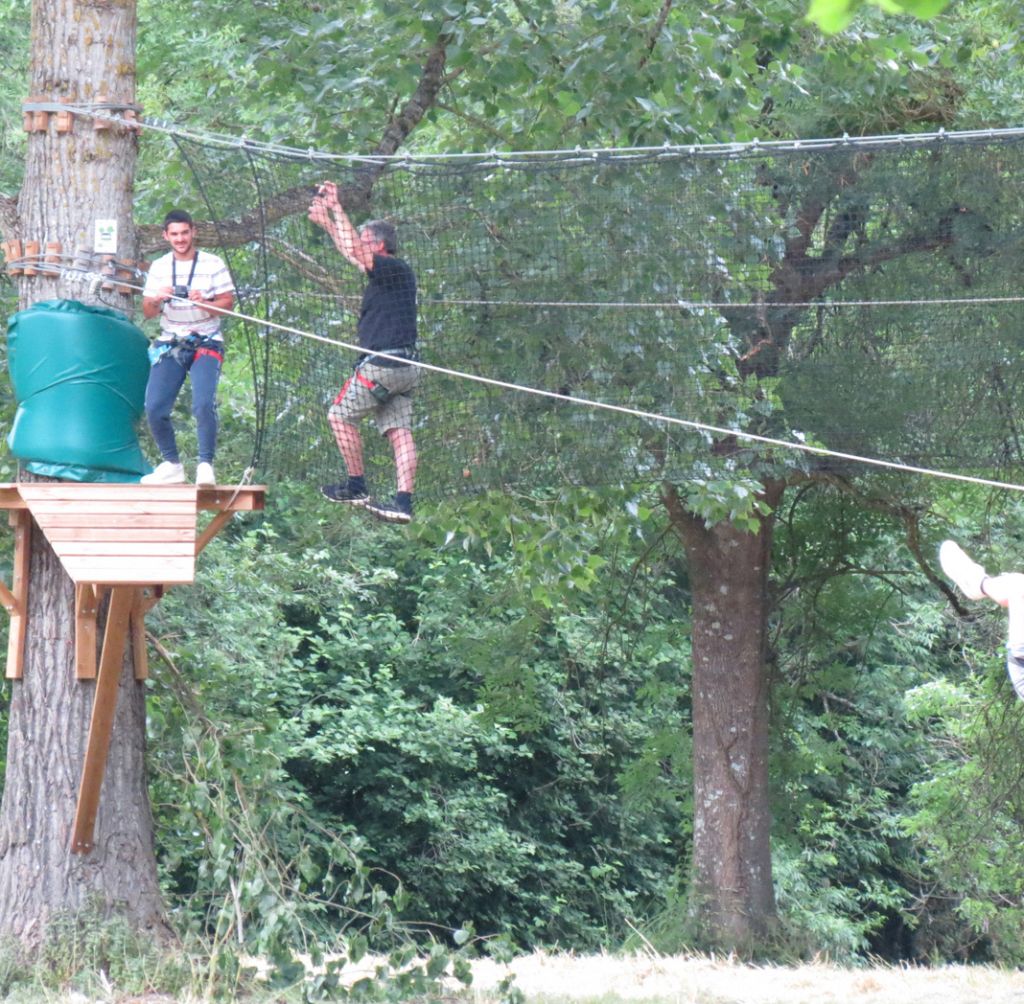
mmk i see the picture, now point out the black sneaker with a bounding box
[321,483,369,505]
[364,495,413,524]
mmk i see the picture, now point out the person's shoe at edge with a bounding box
[364,494,413,524]
[141,461,186,485]
[938,540,988,601]
[321,482,369,505]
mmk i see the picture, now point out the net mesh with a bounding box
[161,130,1024,499]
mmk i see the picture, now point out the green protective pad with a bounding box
[6,299,152,482]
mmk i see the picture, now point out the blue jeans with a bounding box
[145,344,222,464]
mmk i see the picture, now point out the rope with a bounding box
[427,295,1024,310]
[20,102,1024,165]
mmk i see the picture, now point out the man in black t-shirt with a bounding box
[309,182,419,524]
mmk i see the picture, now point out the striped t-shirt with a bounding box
[143,249,235,341]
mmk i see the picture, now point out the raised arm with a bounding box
[308,181,374,273]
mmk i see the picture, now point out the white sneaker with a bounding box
[141,461,186,485]
[195,462,216,487]
[938,540,988,600]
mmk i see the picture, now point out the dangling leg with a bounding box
[388,427,417,494]
[322,379,371,504]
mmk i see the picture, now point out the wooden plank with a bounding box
[61,561,196,586]
[21,483,199,585]
[33,514,196,529]
[71,584,133,854]
[0,483,266,514]
[21,499,199,515]
[0,486,25,509]
[60,554,196,570]
[198,487,266,512]
[18,485,197,501]
[0,482,266,594]
[75,584,100,680]
[43,527,195,542]
[55,541,196,557]
[196,510,234,556]
[5,510,31,680]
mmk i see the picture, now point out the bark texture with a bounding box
[14,0,140,310]
[665,483,783,951]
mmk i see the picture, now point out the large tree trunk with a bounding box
[664,482,783,952]
[0,0,167,944]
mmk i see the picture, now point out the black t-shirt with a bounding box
[357,253,417,351]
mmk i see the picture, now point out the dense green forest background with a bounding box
[2,0,1024,976]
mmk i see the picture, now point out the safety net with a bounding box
[155,127,1024,499]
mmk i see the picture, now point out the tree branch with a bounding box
[796,467,974,615]
[140,34,452,255]
[639,0,673,70]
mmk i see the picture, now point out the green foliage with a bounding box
[145,481,692,952]
[0,911,197,1002]
[903,650,1024,964]
[808,0,949,34]
[0,0,27,197]
[126,0,1024,181]
[764,488,953,960]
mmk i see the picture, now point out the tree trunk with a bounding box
[665,482,783,952]
[0,514,168,943]
[0,0,168,945]
[13,0,139,314]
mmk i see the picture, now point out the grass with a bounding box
[7,949,1024,1003]
[465,951,1024,1004]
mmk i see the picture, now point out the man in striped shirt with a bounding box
[140,209,235,486]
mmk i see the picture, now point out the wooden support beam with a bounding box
[5,510,31,680]
[71,584,134,854]
[195,510,234,557]
[131,588,148,681]
[75,584,100,680]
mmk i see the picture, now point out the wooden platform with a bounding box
[0,482,264,579]
[0,479,266,853]
[17,484,200,584]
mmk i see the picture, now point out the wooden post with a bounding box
[22,240,40,277]
[5,239,24,276]
[5,510,31,680]
[70,584,134,853]
[75,583,100,680]
[130,587,148,681]
[195,509,234,556]
[55,98,73,134]
[44,240,62,277]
